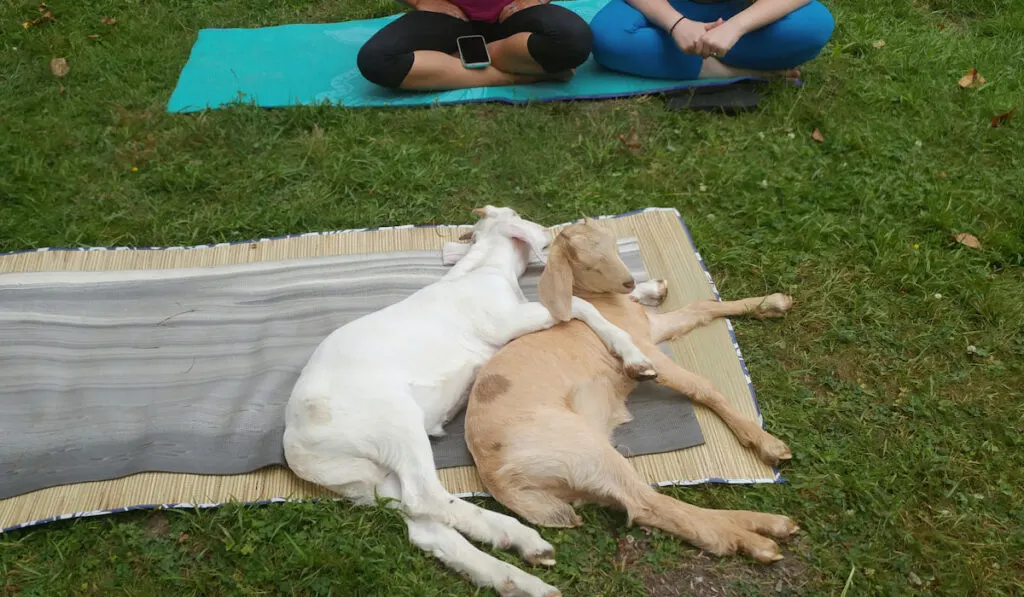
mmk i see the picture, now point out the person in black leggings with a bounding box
[357,0,593,90]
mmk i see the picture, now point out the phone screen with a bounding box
[457,35,490,66]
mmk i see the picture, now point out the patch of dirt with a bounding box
[113,105,158,128]
[618,531,819,597]
[142,512,170,537]
[614,530,653,571]
[114,132,158,168]
[643,549,813,597]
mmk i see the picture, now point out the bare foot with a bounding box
[699,58,801,81]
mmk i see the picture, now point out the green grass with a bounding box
[2,0,1023,595]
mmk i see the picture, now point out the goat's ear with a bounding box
[538,235,574,322]
[500,220,549,255]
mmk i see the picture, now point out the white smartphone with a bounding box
[456,35,491,69]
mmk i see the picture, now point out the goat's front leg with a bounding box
[641,345,791,466]
[648,293,793,345]
[490,301,656,380]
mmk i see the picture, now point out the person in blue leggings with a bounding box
[590,0,834,81]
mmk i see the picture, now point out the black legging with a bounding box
[357,5,593,89]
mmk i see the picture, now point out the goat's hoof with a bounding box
[626,363,658,381]
[630,279,669,306]
[624,358,658,381]
[758,435,792,466]
[747,540,784,564]
[754,293,794,318]
[527,548,557,567]
[638,369,657,381]
[497,574,561,597]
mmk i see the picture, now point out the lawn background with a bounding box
[1,0,1022,595]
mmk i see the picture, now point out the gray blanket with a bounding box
[0,239,703,500]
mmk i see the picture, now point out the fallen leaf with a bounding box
[177,532,189,543]
[958,68,986,89]
[59,85,65,94]
[311,123,324,138]
[49,57,69,77]
[811,128,825,143]
[908,572,923,587]
[617,129,642,155]
[953,232,981,248]
[990,108,1016,128]
[24,8,56,28]
[872,39,886,49]
[100,16,117,25]
[87,34,100,39]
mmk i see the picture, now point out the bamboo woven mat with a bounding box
[0,208,778,533]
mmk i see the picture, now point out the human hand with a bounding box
[414,0,469,21]
[698,20,743,59]
[670,18,723,56]
[499,0,544,23]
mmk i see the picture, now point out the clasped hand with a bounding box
[671,17,743,59]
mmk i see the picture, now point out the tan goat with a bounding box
[465,219,798,564]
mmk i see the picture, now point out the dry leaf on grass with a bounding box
[872,40,886,49]
[811,128,825,143]
[49,57,69,77]
[88,34,100,39]
[958,68,986,89]
[617,129,642,155]
[953,232,981,249]
[311,123,325,138]
[24,4,56,28]
[990,108,1016,128]
[100,16,117,25]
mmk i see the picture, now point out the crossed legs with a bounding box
[357,6,592,91]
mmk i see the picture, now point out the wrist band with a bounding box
[669,15,686,35]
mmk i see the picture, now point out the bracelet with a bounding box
[669,15,686,36]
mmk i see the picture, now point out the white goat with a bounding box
[283,206,655,597]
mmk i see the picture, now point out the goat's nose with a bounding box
[624,279,636,290]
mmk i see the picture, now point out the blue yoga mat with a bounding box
[167,0,748,112]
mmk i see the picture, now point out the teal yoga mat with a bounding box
[167,0,747,112]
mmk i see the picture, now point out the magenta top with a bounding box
[451,0,513,23]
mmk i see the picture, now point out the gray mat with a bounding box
[0,239,703,500]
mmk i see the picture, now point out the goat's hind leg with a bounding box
[648,292,793,344]
[512,421,796,563]
[367,473,560,597]
[407,518,560,597]
[486,483,583,529]
[376,409,557,565]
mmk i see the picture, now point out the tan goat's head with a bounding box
[538,219,635,322]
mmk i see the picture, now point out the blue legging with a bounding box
[591,0,835,80]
